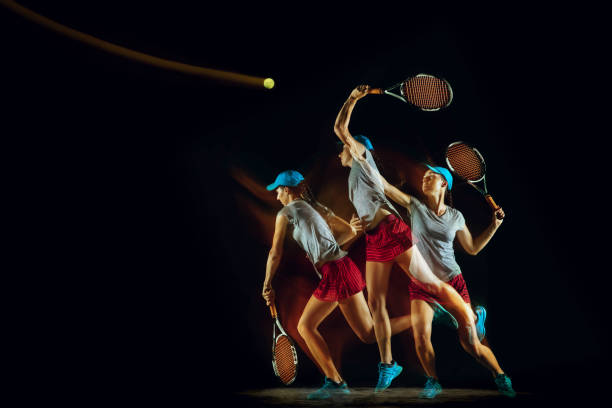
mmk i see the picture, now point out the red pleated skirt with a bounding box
[365,214,414,263]
[408,273,472,304]
[313,256,366,302]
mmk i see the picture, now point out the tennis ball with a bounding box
[264,78,275,89]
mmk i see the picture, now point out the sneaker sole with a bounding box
[374,366,403,392]
[419,391,442,399]
[419,386,442,399]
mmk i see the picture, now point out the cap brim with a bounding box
[425,164,439,174]
[425,164,452,190]
[353,135,374,150]
[266,182,280,191]
[337,139,373,151]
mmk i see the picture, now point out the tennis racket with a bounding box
[270,302,298,385]
[368,74,453,111]
[445,141,504,220]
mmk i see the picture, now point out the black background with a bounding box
[2,1,609,404]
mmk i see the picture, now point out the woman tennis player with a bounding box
[334,85,477,391]
[380,164,516,398]
[261,170,412,400]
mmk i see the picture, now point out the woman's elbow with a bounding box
[460,244,477,256]
[268,249,282,261]
[337,234,352,247]
[334,122,349,134]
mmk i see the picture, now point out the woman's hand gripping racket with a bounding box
[269,302,298,385]
[445,141,504,220]
[368,74,454,111]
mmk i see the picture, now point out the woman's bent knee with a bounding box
[412,326,432,345]
[357,331,376,344]
[427,282,445,296]
[460,337,481,357]
[368,296,386,312]
[467,345,482,359]
[297,320,314,337]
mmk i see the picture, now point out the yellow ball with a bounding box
[263,78,275,89]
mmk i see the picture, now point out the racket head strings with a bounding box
[273,334,297,385]
[445,142,486,182]
[401,74,453,111]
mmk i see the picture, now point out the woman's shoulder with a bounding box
[277,206,290,218]
[278,202,298,216]
[279,200,313,217]
[446,206,465,222]
[410,196,424,207]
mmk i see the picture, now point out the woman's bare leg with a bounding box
[297,295,341,382]
[365,260,394,363]
[410,296,504,379]
[459,303,504,377]
[338,291,412,344]
[410,299,438,378]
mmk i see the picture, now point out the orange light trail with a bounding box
[0,0,274,89]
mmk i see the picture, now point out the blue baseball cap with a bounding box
[425,164,453,191]
[266,170,304,191]
[354,134,374,150]
[336,134,374,151]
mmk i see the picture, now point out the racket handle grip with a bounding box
[270,303,277,318]
[485,195,504,219]
[368,88,384,95]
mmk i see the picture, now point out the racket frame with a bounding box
[445,141,502,214]
[375,74,454,111]
[270,303,298,385]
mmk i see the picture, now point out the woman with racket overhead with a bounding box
[334,85,476,392]
[261,170,413,400]
[379,164,515,398]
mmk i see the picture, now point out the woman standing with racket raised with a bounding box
[380,165,515,398]
[334,85,476,392]
[261,170,413,400]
